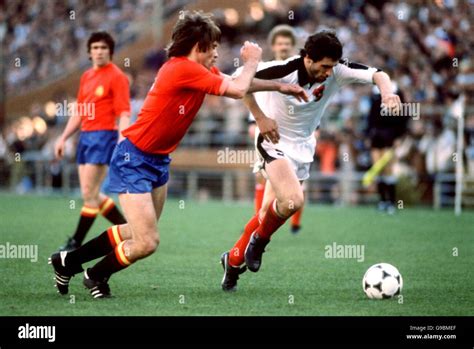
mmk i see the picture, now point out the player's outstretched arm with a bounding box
[373,71,402,115]
[54,110,81,160]
[247,80,309,102]
[223,41,261,99]
[244,93,279,144]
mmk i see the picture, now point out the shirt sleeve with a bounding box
[77,75,84,104]
[175,61,228,95]
[232,57,300,84]
[334,60,380,86]
[112,72,131,116]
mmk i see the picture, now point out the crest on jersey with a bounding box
[313,84,325,102]
[95,85,104,97]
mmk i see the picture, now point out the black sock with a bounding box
[66,230,114,266]
[102,205,127,225]
[88,250,129,281]
[377,180,387,202]
[386,183,396,205]
[72,208,99,245]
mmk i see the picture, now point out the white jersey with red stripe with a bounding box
[237,55,379,164]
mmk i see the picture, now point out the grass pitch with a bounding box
[0,193,473,316]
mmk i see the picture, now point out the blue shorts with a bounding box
[76,130,118,165]
[108,138,171,194]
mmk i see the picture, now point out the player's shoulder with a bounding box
[258,55,301,70]
[81,67,95,78]
[160,57,212,78]
[255,55,302,80]
[166,56,206,70]
[108,63,128,78]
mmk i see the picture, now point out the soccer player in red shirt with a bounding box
[49,11,308,298]
[54,32,130,251]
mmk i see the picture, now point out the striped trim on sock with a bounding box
[114,241,131,266]
[107,225,123,247]
[99,197,115,215]
[81,205,100,218]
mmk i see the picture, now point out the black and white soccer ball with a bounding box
[362,263,403,299]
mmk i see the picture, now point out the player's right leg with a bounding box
[59,163,108,251]
[245,157,303,272]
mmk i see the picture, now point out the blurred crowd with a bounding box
[2,0,153,93]
[1,0,474,204]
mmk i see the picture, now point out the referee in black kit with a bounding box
[366,80,409,214]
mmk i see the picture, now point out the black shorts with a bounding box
[370,129,397,149]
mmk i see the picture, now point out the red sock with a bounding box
[254,183,265,214]
[229,214,260,267]
[291,207,303,227]
[256,200,287,240]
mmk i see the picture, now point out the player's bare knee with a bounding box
[82,187,100,206]
[279,194,303,216]
[141,235,159,257]
[118,224,131,239]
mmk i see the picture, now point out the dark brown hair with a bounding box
[300,30,342,62]
[166,11,221,58]
[87,31,115,58]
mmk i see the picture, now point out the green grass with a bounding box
[0,193,473,316]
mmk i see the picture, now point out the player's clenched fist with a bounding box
[381,93,402,115]
[256,117,279,144]
[54,138,65,160]
[240,41,262,63]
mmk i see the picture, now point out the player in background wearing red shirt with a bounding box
[54,32,130,252]
[49,11,308,298]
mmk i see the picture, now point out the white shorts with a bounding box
[253,134,312,181]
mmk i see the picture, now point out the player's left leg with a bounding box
[60,164,108,251]
[290,182,306,234]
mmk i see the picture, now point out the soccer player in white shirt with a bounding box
[221,30,401,291]
[248,25,305,233]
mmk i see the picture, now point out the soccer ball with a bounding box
[362,263,403,299]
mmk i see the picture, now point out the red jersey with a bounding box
[123,57,228,154]
[78,62,130,131]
